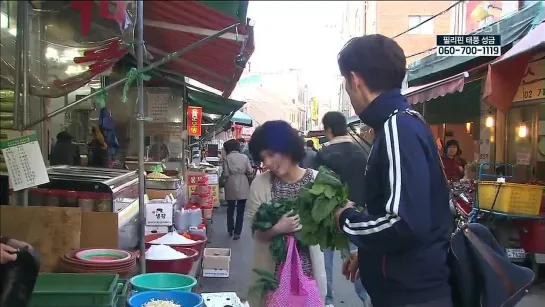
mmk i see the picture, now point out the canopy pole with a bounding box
[23,22,240,130]
[180,83,188,178]
[12,1,30,206]
[136,0,147,273]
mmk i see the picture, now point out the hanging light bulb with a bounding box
[466,122,472,134]
[517,124,528,138]
[485,116,494,128]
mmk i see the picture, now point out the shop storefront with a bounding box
[505,56,545,182]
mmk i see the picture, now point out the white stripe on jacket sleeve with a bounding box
[343,113,402,236]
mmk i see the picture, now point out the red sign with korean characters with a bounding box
[187,106,203,136]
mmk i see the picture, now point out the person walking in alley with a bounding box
[334,35,453,307]
[221,139,254,240]
[315,111,372,307]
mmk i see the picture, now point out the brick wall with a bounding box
[372,1,453,65]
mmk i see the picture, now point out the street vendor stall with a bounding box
[2,1,253,286]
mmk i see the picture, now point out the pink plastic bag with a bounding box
[266,236,323,307]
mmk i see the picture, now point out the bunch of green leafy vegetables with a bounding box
[297,166,350,251]
[251,166,350,263]
[249,268,279,297]
[251,197,298,263]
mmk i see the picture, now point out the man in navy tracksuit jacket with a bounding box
[335,35,453,307]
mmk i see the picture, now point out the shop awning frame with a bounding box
[143,1,255,98]
[402,72,469,105]
[23,21,241,130]
[492,21,545,65]
[483,21,545,113]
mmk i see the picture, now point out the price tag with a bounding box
[0,131,49,191]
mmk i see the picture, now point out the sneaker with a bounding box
[228,231,233,237]
[233,234,241,240]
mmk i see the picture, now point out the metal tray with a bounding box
[145,177,183,190]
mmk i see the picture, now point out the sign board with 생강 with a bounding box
[187,106,203,137]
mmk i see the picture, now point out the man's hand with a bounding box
[7,238,33,251]
[1,243,17,264]
[342,251,359,282]
[335,201,355,230]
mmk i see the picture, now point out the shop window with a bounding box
[408,15,434,35]
[537,103,545,181]
[506,104,542,182]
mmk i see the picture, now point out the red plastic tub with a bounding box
[145,248,199,274]
[145,232,207,255]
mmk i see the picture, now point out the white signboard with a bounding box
[147,93,170,122]
[0,131,49,191]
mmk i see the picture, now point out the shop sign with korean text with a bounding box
[187,106,203,136]
[513,58,545,103]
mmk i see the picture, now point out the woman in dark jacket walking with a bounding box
[50,131,81,166]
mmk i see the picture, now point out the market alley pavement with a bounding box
[200,206,545,306]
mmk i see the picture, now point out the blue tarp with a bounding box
[230,110,253,126]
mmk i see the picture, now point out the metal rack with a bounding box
[10,1,242,273]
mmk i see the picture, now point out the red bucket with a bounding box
[145,232,207,255]
[145,247,199,274]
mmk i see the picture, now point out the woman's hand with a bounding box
[0,243,17,264]
[458,165,464,173]
[7,238,33,251]
[273,211,302,234]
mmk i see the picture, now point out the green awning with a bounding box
[187,88,244,116]
[421,79,482,125]
[198,1,248,21]
[407,2,543,86]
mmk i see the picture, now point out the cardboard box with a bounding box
[202,248,231,278]
[145,225,169,235]
[145,201,173,226]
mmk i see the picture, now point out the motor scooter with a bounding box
[450,170,544,276]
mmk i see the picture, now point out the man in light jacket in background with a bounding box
[315,111,372,307]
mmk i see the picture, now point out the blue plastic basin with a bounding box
[127,290,203,307]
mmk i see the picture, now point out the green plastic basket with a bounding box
[29,273,121,307]
[129,273,197,292]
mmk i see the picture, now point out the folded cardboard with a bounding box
[202,248,231,278]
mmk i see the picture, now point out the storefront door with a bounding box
[506,103,543,181]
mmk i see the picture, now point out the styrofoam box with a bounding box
[201,292,245,307]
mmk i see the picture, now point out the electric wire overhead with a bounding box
[393,0,463,39]
[388,0,464,59]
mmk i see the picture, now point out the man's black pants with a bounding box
[398,297,453,307]
[226,199,246,235]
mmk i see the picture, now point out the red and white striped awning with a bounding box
[402,72,469,104]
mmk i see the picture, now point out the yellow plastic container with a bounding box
[477,182,544,216]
